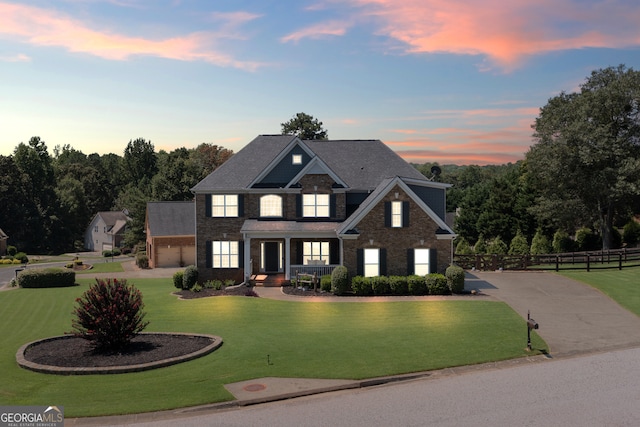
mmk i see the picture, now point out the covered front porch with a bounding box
[241,219,342,282]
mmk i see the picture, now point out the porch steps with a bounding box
[252,274,286,287]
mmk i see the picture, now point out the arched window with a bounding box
[260,195,282,217]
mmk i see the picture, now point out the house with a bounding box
[84,211,130,252]
[0,228,7,256]
[191,135,456,285]
[145,201,196,268]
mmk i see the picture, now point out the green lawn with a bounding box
[559,268,640,316]
[76,260,125,274]
[0,278,546,417]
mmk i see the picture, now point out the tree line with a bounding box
[0,137,232,254]
[1,66,639,256]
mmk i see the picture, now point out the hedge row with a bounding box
[349,265,465,296]
[18,268,76,288]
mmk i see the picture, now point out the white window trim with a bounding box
[391,200,403,228]
[302,193,330,218]
[211,241,239,268]
[414,248,430,275]
[364,248,379,277]
[260,194,283,217]
[211,194,238,217]
[303,241,330,265]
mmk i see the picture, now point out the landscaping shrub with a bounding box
[70,278,149,351]
[183,265,198,290]
[446,265,465,293]
[371,275,391,295]
[454,237,474,255]
[552,230,574,253]
[575,227,601,251]
[389,275,408,295]
[224,279,236,287]
[530,229,552,255]
[173,271,184,289]
[18,268,76,288]
[331,265,349,295]
[192,283,202,293]
[474,235,487,254]
[320,274,332,292]
[351,276,372,296]
[623,220,640,246]
[486,237,508,254]
[426,273,449,295]
[136,253,149,269]
[14,252,28,264]
[7,245,17,256]
[508,230,530,255]
[408,275,427,295]
[203,279,224,290]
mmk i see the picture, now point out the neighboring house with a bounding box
[191,135,456,284]
[84,211,130,252]
[145,201,196,268]
[0,228,7,256]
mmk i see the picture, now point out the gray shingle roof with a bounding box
[146,201,195,236]
[191,135,427,192]
[192,135,296,192]
[98,211,130,228]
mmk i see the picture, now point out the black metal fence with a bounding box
[454,247,640,272]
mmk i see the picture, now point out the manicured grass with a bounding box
[0,278,546,417]
[76,260,125,274]
[559,268,640,316]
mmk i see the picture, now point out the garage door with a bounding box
[182,246,196,266]
[156,246,181,267]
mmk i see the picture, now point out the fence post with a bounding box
[619,253,622,270]
[555,255,559,272]
[587,254,590,272]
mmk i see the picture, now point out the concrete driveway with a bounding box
[468,270,640,357]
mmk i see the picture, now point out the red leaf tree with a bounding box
[70,278,149,352]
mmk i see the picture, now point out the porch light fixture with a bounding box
[420,239,424,246]
[395,192,399,199]
[222,233,227,239]
[369,239,374,245]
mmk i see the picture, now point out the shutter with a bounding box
[296,194,302,217]
[402,201,410,227]
[430,248,438,274]
[205,195,212,217]
[330,194,337,218]
[384,202,391,227]
[380,248,387,276]
[329,240,339,265]
[206,241,212,268]
[357,249,364,276]
[238,241,244,268]
[407,248,414,275]
[237,194,244,217]
[296,241,303,264]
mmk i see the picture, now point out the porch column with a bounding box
[284,236,291,280]
[244,236,252,283]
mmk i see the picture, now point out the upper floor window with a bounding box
[303,194,329,217]
[292,154,302,165]
[260,194,282,217]
[391,201,403,227]
[211,194,238,217]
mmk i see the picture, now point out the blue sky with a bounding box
[1,0,639,165]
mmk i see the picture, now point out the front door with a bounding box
[263,241,280,272]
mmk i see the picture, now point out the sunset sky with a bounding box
[2,1,640,165]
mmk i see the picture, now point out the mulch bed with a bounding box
[23,334,214,368]
[174,285,259,299]
[282,286,335,297]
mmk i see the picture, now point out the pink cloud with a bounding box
[0,2,264,70]
[340,0,640,71]
[281,20,352,43]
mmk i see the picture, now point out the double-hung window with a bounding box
[364,248,380,277]
[414,248,431,275]
[211,241,239,268]
[391,201,403,227]
[211,195,238,217]
[303,194,329,217]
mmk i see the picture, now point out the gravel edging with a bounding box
[16,332,223,375]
